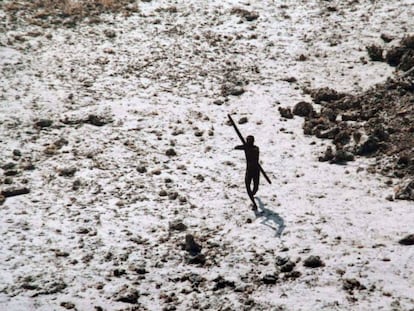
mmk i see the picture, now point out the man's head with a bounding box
[246,135,254,145]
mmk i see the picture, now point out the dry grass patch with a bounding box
[2,0,139,27]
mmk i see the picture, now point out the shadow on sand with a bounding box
[254,197,285,238]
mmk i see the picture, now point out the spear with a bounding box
[228,114,272,184]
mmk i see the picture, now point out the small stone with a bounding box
[35,119,53,128]
[104,29,116,38]
[395,180,414,201]
[4,170,19,176]
[262,274,278,285]
[60,302,75,309]
[1,187,30,198]
[293,101,315,117]
[86,114,109,126]
[159,190,168,197]
[76,227,90,234]
[185,234,202,255]
[278,107,293,119]
[303,255,324,268]
[168,192,178,200]
[275,256,289,266]
[13,149,22,157]
[115,286,139,304]
[343,278,365,292]
[113,269,126,277]
[366,44,384,61]
[238,117,248,124]
[2,162,16,170]
[58,167,77,177]
[166,148,177,156]
[280,261,295,273]
[398,234,414,245]
[212,276,235,291]
[169,220,187,232]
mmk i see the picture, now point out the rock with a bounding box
[401,34,414,49]
[238,117,248,124]
[229,87,245,96]
[230,7,259,21]
[53,138,69,149]
[320,108,337,122]
[380,33,394,43]
[113,269,126,277]
[283,271,302,280]
[278,107,293,119]
[292,101,315,117]
[385,47,406,67]
[185,234,202,255]
[13,149,22,157]
[35,119,53,128]
[212,276,235,291]
[310,87,346,105]
[395,179,414,200]
[398,49,414,72]
[398,234,414,245]
[303,255,324,268]
[60,302,76,309]
[333,130,351,146]
[0,195,5,205]
[1,187,30,198]
[76,227,90,234]
[181,273,205,288]
[86,114,110,126]
[331,149,355,164]
[262,274,278,285]
[58,167,77,177]
[104,29,116,38]
[275,256,289,266]
[366,44,384,61]
[159,190,168,197]
[2,162,17,170]
[168,192,178,200]
[4,170,19,176]
[343,278,365,292]
[280,261,296,273]
[115,286,140,304]
[169,220,187,232]
[166,148,177,156]
[357,136,379,155]
[221,84,245,97]
[282,76,297,83]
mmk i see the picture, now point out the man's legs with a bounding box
[252,169,260,196]
[245,173,257,210]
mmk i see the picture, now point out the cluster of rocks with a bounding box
[281,35,414,200]
[367,35,414,75]
[1,148,34,205]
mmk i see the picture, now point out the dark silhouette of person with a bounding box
[235,135,260,210]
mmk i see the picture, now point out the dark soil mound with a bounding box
[293,35,414,200]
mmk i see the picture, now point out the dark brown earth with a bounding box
[289,35,414,200]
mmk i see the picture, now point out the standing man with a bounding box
[235,135,260,210]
